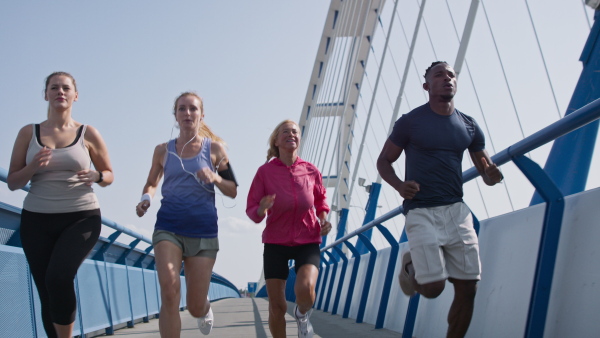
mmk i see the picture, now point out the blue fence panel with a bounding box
[180,275,187,309]
[342,241,361,319]
[127,263,150,324]
[76,260,112,333]
[209,282,242,301]
[322,251,340,313]
[363,245,390,325]
[0,245,36,338]
[32,278,45,337]
[316,256,331,310]
[330,246,348,315]
[105,263,135,326]
[286,268,298,302]
[0,202,22,246]
[0,195,241,337]
[144,269,160,316]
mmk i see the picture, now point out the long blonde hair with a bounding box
[266,119,298,162]
[173,92,226,145]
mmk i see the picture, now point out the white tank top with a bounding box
[23,124,100,213]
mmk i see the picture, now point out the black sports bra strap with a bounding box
[68,125,85,147]
[35,124,84,148]
[35,124,43,147]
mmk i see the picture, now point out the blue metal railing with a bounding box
[0,167,152,246]
[0,167,241,337]
[309,97,600,335]
[322,97,600,255]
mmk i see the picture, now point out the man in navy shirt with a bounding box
[377,61,503,337]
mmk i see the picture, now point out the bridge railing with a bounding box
[263,98,600,337]
[0,168,240,337]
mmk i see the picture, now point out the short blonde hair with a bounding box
[266,119,299,162]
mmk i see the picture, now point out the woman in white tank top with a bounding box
[7,72,113,338]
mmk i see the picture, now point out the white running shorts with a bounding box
[405,202,481,284]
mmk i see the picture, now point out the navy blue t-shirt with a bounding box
[389,103,485,213]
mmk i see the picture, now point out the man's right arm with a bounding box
[377,139,420,199]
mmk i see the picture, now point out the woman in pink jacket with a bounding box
[247,120,332,338]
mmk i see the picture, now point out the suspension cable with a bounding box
[524,0,562,119]
[480,0,526,140]
[324,0,368,194]
[306,1,354,166]
[446,0,515,211]
[582,0,592,29]
[326,0,376,209]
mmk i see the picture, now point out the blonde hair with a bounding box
[266,119,298,162]
[173,92,226,145]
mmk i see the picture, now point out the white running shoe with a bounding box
[294,305,313,338]
[197,306,214,335]
[399,249,416,297]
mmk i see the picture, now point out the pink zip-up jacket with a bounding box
[246,157,330,246]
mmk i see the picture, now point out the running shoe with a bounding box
[197,306,214,335]
[294,305,313,338]
[399,249,416,296]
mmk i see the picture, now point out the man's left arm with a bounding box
[470,150,503,186]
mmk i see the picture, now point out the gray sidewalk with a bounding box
[109,297,401,337]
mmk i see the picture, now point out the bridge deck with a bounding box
[110,297,401,337]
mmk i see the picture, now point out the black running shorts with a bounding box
[263,243,321,280]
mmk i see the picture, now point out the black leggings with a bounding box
[20,209,101,338]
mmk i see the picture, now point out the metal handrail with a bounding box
[322,97,600,252]
[0,167,152,244]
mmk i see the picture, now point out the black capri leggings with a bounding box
[20,209,101,338]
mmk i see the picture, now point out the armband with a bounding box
[218,163,239,186]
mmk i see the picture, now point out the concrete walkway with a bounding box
[109,297,401,337]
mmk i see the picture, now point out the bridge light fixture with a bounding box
[358,177,372,193]
[586,0,600,9]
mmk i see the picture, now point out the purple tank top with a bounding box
[155,137,218,238]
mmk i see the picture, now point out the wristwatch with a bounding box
[96,171,104,183]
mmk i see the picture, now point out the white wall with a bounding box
[315,187,600,337]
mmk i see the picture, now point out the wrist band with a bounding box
[141,193,152,204]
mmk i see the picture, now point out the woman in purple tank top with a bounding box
[135,92,237,337]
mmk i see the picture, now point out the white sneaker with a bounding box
[399,250,416,297]
[294,305,313,338]
[197,306,213,335]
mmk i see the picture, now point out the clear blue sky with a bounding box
[0,1,330,289]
